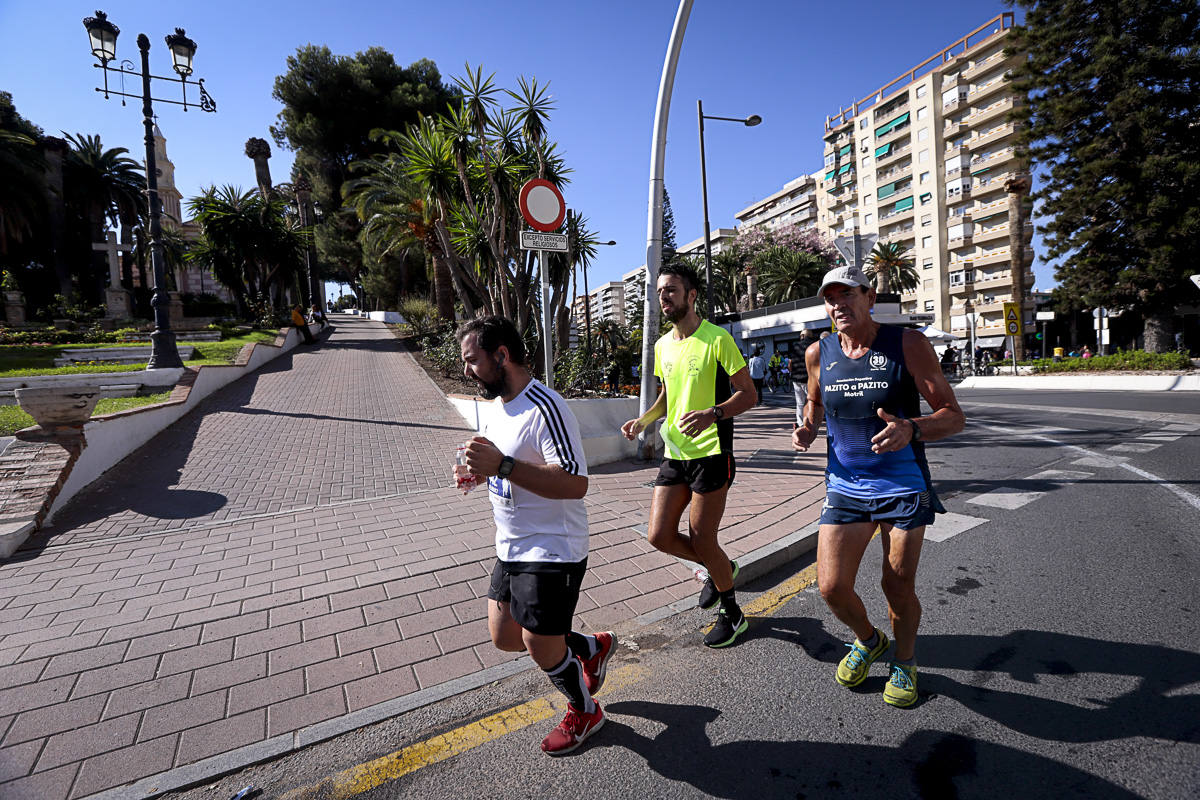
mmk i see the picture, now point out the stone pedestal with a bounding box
[4,291,26,326]
[105,287,132,320]
[168,293,185,329]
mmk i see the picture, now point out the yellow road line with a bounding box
[279,663,649,800]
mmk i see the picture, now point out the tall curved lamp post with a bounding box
[83,10,217,370]
[698,102,760,318]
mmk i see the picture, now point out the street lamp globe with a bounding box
[744,115,762,127]
[83,10,119,62]
[165,28,197,78]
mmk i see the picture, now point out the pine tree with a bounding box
[661,187,678,265]
[1009,0,1200,352]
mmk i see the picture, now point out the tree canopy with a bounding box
[1008,0,1200,350]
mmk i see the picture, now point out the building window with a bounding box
[921,214,932,227]
[919,149,930,163]
[916,106,928,121]
[863,212,874,225]
[918,128,929,141]
[824,153,834,167]
[920,171,931,184]
[923,257,933,270]
[922,236,932,248]
[916,85,927,98]
[924,300,935,311]
[923,279,933,290]
[861,156,871,168]
[860,118,869,129]
[920,192,933,205]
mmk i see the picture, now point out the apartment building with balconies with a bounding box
[571,280,627,335]
[814,12,1033,349]
[735,175,820,233]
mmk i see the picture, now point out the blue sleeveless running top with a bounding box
[819,325,938,501]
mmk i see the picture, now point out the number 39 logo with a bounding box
[869,353,888,371]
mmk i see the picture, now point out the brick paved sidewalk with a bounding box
[0,318,823,799]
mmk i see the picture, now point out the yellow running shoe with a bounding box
[883,662,918,707]
[836,627,890,687]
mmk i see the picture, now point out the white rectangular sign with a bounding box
[520,230,569,252]
[1035,311,1055,321]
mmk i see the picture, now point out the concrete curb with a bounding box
[80,522,821,799]
[958,373,1200,391]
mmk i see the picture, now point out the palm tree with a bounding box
[865,241,919,294]
[186,185,306,318]
[754,246,827,305]
[709,248,744,315]
[63,133,146,300]
[0,130,44,257]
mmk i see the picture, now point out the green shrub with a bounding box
[1029,350,1192,373]
[398,297,440,334]
[422,323,463,377]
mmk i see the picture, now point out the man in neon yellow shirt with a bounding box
[621,264,757,647]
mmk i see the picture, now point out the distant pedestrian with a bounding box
[310,303,327,331]
[456,315,613,755]
[291,304,315,344]
[748,350,766,404]
[791,333,818,425]
[1081,345,1093,359]
[793,266,965,708]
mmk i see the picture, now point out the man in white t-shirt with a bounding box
[748,349,766,404]
[456,316,613,756]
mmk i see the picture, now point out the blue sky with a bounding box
[0,0,1051,296]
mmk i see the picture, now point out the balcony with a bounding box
[947,231,974,248]
[973,171,1013,196]
[879,203,915,224]
[876,142,912,167]
[880,223,915,243]
[970,147,1018,174]
[875,120,912,147]
[873,101,911,129]
[974,223,1010,243]
[966,96,1016,130]
[963,49,1013,81]
[942,72,963,90]
[943,119,967,139]
[968,74,1010,105]
[946,187,972,205]
[876,163,912,184]
[974,247,1012,266]
[971,122,1018,150]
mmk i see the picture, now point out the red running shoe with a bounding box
[581,632,616,695]
[541,703,605,756]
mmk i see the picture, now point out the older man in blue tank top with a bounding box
[793,265,964,707]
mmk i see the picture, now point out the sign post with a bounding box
[519,179,567,390]
[1003,301,1022,375]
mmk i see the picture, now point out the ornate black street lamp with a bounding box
[697,101,760,319]
[83,10,217,370]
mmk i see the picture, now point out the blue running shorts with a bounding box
[819,489,937,531]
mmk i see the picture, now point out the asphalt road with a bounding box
[170,388,1200,800]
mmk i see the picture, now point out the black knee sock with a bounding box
[566,631,598,661]
[545,653,594,713]
[719,589,740,617]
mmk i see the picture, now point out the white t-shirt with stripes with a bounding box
[481,378,589,563]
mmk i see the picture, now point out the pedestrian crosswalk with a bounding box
[925,418,1198,543]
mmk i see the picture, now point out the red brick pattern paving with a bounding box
[0,318,823,799]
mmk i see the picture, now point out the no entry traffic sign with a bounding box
[519,179,566,232]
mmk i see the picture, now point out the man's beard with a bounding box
[665,304,689,323]
[475,358,508,399]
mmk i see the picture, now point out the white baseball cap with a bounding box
[818,265,873,296]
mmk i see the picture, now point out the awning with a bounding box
[919,192,932,203]
[875,142,894,158]
[838,144,851,157]
[874,111,911,138]
[893,196,914,212]
[825,170,835,180]
[971,165,992,176]
[878,181,898,199]
[837,163,852,175]
[974,335,1007,348]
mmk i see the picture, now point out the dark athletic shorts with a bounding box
[653,453,736,494]
[487,558,587,636]
[819,489,937,531]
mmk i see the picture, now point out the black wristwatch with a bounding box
[711,405,725,420]
[908,419,923,443]
[497,455,516,478]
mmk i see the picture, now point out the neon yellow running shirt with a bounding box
[654,320,747,460]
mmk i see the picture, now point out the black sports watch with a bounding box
[497,455,516,478]
[711,405,725,420]
[908,419,923,443]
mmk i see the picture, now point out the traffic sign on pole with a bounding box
[520,231,569,252]
[519,179,566,232]
[1003,301,1022,336]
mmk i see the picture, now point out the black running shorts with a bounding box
[487,559,587,636]
[653,453,736,494]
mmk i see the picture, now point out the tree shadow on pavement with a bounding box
[598,700,1142,799]
[224,406,468,431]
[763,617,1200,745]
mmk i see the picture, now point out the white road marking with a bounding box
[1071,455,1130,468]
[1136,433,1183,441]
[925,512,988,542]
[1108,442,1161,453]
[976,422,1200,514]
[966,469,1093,510]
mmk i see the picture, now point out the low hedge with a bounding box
[1027,350,1193,373]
